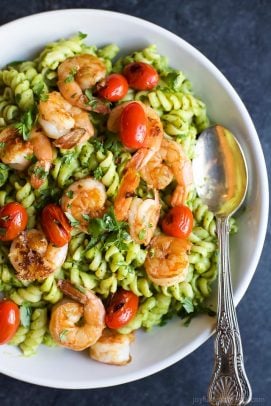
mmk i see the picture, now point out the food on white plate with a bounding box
[0,33,235,363]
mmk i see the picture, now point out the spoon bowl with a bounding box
[193,125,248,217]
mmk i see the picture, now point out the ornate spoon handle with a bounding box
[208,217,250,406]
[228,257,252,404]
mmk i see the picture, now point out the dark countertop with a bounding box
[0,1,270,405]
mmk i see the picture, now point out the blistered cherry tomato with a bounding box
[97,74,128,102]
[123,62,159,90]
[105,288,139,329]
[162,205,194,238]
[120,102,147,149]
[41,204,71,247]
[0,202,28,241]
[0,299,20,344]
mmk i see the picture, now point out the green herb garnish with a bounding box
[65,212,80,227]
[14,110,36,141]
[64,67,78,83]
[20,304,32,328]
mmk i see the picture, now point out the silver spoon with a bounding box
[192,125,252,406]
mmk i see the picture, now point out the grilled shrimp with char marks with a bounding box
[9,229,68,281]
[90,329,134,365]
[49,280,105,351]
[145,235,191,286]
[57,54,108,113]
[61,177,107,232]
[38,91,94,149]
[0,127,33,171]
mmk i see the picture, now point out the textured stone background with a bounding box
[0,1,270,405]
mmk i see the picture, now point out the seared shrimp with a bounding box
[0,127,33,170]
[9,229,68,281]
[141,138,194,206]
[113,167,140,221]
[128,190,160,245]
[90,329,134,365]
[57,54,108,113]
[38,91,94,149]
[49,280,105,351]
[145,235,191,286]
[61,178,106,232]
[29,126,54,189]
[107,101,163,169]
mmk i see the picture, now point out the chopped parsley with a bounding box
[59,329,69,342]
[78,31,87,40]
[0,142,6,148]
[66,190,74,199]
[88,207,130,250]
[138,228,146,240]
[32,166,47,179]
[82,213,90,222]
[64,67,78,83]
[93,166,103,180]
[64,212,80,227]
[84,89,98,109]
[14,110,36,141]
[20,304,32,328]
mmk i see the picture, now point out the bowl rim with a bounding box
[0,8,269,389]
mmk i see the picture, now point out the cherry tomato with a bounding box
[105,288,139,329]
[0,202,28,241]
[162,205,194,238]
[120,102,147,149]
[0,299,20,344]
[97,74,128,102]
[123,62,159,90]
[41,204,71,247]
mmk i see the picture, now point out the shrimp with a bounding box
[38,91,94,149]
[0,127,33,170]
[49,280,105,351]
[145,235,191,287]
[141,138,194,206]
[107,101,163,169]
[128,190,160,245]
[90,329,134,365]
[113,167,140,221]
[61,177,107,232]
[57,54,108,113]
[29,126,54,189]
[30,160,51,190]
[9,229,68,281]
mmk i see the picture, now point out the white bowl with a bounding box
[0,9,268,389]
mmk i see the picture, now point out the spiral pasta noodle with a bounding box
[0,69,34,111]
[20,308,47,356]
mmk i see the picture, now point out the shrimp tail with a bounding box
[58,280,87,305]
[53,128,87,149]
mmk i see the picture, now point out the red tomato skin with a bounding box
[105,289,139,329]
[123,62,159,90]
[41,204,71,247]
[162,205,194,238]
[120,102,147,149]
[97,74,128,102]
[0,300,20,344]
[0,202,28,241]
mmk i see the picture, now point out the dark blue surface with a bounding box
[0,1,270,405]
